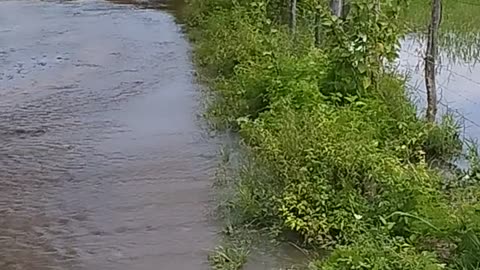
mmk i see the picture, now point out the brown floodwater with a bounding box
[0,0,218,269]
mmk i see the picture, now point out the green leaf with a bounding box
[322,20,333,27]
[362,77,371,89]
[380,216,387,225]
[354,213,363,220]
[387,222,395,230]
[358,63,367,74]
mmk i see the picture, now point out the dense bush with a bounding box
[240,103,440,243]
[185,0,480,268]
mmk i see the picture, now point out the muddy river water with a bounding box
[0,0,218,269]
[7,1,480,269]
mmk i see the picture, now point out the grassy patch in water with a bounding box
[209,244,250,270]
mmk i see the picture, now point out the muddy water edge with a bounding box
[0,0,220,269]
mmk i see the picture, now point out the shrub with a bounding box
[240,102,444,245]
[310,234,444,270]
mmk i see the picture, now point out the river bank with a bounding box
[185,0,480,269]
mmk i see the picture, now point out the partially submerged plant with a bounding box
[209,245,250,270]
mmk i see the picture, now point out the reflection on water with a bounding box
[0,0,217,269]
[398,35,480,140]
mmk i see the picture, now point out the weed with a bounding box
[209,244,250,270]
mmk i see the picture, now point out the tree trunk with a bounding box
[314,11,321,47]
[289,0,297,34]
[330,0,343,17]
[425,0,442,122]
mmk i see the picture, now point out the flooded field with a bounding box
[0,0,218,269]
[399,36,480,140]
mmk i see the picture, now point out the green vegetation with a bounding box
[209,244,250,270]
[402,0,480,62]
[403,0,480,34]
[185,0,480,268]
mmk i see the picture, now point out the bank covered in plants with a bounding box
[185,0,480,268]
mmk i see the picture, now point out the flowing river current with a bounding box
[0,0,218,269]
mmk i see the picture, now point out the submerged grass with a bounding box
[185,0,480,268]
[402,0,480,62]
[402,0,480,34]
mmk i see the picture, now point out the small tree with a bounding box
[315,0,349,47]
[425,0,442,122]
[320,0,403,98]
